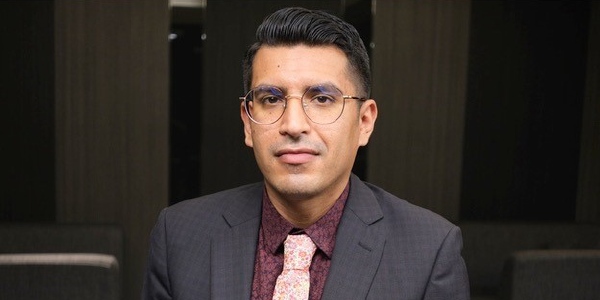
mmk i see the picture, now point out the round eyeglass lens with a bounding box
[246,86,286,124]
[303,85,344,124]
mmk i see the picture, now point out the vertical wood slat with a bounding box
[577,1,600,224]
[54,1,169,299]
[368,0,471,221]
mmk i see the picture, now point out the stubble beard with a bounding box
[265,170,322,202]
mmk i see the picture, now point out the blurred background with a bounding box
[1,0,599,299]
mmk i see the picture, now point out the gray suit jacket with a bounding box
[142,175,470,300]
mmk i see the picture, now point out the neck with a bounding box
[266,177,349,229]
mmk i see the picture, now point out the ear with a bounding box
[358,99,378,146]
[240,102,254,147]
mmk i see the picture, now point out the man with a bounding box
[143,7,469,300]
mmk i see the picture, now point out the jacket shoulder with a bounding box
[161,182,263,231]
[362,181,457,236]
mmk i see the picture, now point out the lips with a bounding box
[275,148,318,164]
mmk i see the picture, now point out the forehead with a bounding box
[251,45,354,91]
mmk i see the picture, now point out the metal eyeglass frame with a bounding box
[239,85,366,125]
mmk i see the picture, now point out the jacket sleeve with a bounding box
[142,209,172,300]
[422,225,470,300]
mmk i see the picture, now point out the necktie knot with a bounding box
[283,234,317,271]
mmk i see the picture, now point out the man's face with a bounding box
[241,44,377,200]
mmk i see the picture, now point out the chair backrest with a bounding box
[499,249,600,300]
[460,222,600,297]
[0,224,123,300]
[0,253,120,300]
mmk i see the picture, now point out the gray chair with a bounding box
[460,222,600,300]
[500,249,600,300]
[0,253,119,300]
[0,224,122,300]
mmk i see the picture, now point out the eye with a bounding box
[311,94,336,104]
[259,95,284,105]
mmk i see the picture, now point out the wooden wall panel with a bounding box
[54,1,169,299]
[577,1,600,223]
[368,0,471,221]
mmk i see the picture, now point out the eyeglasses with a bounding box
[240,84,366,125]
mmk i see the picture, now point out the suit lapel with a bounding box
[211,184,263,300]
[321,175,386,300]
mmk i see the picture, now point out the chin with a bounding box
[267,173,322,199]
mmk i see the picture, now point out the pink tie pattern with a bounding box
[272,234,317,300]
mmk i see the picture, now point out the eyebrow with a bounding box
[253,81,342,92]
[253,84,288,94]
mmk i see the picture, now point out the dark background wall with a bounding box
[461,0,590,221]
[1,1,56,222]
[169,7,204,202]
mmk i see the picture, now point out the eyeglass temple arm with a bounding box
[343,96,367,101]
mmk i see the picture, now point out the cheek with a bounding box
[321,125,359,156]
[251,128,275,158]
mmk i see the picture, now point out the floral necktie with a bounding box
[272,234,317,300]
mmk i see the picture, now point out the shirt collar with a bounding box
[260,181,350,259]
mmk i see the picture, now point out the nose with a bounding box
[278,96,311,138]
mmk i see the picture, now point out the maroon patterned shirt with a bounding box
[250,182,350,300]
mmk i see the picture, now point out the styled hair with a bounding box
[242,7,371,97]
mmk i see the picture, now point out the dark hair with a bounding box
[242,7,371,97]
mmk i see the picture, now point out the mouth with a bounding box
[275,148,319,165]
